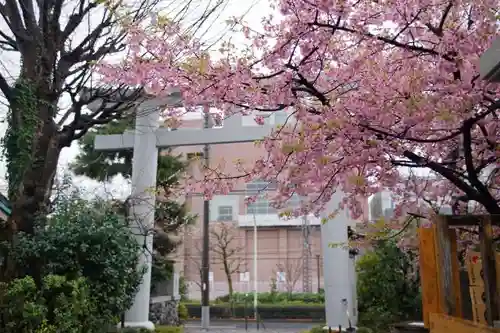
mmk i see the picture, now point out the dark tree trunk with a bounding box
[223,258,234,297]
[1,48,63,282]
[227,270,234,297]
[3,115,61,282]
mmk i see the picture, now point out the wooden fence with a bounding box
[419,215,500,333]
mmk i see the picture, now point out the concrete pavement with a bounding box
[184,319,319,333]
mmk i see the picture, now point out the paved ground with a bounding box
[184,319,318,333]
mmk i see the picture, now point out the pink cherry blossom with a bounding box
[254,116,265,125]
[97,0,500,240]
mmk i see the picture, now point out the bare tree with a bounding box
[189,242,204,292]
[276,258,303,294]
[210,222,244,298]
[0,0,234,281]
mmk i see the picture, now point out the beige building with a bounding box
[171,112,368,300]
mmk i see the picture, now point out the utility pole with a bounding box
[302,215,312,292]
[316,254,321,293]
[201,110,210,330]
[251,207,259,323]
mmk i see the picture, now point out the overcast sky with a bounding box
[0,0,270,199]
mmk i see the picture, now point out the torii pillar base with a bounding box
[119,322,155,331]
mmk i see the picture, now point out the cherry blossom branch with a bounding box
[311,21,453,61]
[359,122,462,143]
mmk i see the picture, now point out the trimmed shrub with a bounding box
[215,291,324,304]
[183,303,325,320]
[178,303,189,321]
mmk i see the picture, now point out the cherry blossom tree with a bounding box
[98,1,500,233]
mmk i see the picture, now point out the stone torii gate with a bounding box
[87,88,357,330]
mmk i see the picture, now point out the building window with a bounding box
[210,195,238,222]
[217,206,233,221]
[274,111,289,126]
[287,193,301,208]
[247,200,277,215]
[239,271,250,282]
[245,180,277,215]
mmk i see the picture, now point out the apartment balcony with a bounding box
[237,213,321,227]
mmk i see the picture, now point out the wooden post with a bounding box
[419,217,462,328]
[434,216,459,316]
[478,216,499,325]
[419,227,442,327]
[450,227,463,318]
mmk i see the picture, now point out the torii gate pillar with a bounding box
[123,103,160,330]
[321,191,358,330]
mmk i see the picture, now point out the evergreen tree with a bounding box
[71,119,196,286]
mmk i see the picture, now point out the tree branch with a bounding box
[462,118,499,213]
[403,150,480,203]
[0,30,18,51]
[0,73,13,101]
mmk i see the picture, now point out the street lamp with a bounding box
[244,196,259,323]
[480,37,500,82]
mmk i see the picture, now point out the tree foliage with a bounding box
[99,0,500,234]
[0,195,143,332]
[70,118,135,182]
[71,118,196,286]
[356,241,421,331]
[0,275,96,333]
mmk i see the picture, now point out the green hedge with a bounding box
[215,291,324,304]
[183,303,325,320]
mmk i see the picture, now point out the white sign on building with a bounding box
[239,271,250,282]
